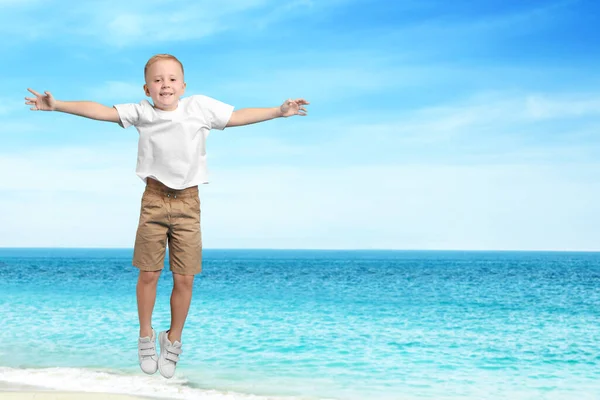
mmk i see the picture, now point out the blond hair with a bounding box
[144,54,184,79]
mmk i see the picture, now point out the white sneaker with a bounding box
[138,328,158,375]
[158,330,183,379]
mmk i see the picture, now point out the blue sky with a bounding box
[1,0,599,250]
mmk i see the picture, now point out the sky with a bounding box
[1,0,600,250]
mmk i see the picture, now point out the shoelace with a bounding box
[139,340,156,359]
[164,344,183,363]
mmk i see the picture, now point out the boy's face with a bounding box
[144,59,186,111]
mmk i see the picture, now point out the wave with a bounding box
[0,366,322,400]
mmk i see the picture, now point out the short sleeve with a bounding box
[113,102,144,129]
[193,95,234,130]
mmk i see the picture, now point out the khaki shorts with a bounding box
[132,178,202,275]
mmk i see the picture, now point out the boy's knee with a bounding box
[138,270,161,285]
[173,273,194,291]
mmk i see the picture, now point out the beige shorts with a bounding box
[132,178,202,275]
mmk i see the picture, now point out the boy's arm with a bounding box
[25,88,120,123]
[226,98,309,127]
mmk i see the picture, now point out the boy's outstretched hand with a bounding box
[280,98,309,117]
[25,88,56,111]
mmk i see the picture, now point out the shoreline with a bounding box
[0,393,154,400]
[0,382,160,400]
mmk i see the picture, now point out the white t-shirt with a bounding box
[114,95,234,189]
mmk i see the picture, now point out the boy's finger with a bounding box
[27,88,41,96]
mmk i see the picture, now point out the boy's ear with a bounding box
[143,84,150,97]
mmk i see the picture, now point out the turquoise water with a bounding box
[0,249,599,399]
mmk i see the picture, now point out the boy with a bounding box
[24,54,309,379]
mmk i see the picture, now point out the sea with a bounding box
[0,249,599,400]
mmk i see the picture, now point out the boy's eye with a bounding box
[154,80,160,82]
[171,78,176,81]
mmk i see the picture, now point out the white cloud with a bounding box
[1,145,599,250]
[202,163,600,250]
[215,66,396,104]
[88,81,145,103]
[0,0,276,47]
[101,11,225,47]
[0,121,40,135]
[526,95,600,119]
[0,145,137,192]
[388,1,569,43]
[206,90,600,172]
[0,97,30,116]
[0,0,40,5]
[254,0,314,29]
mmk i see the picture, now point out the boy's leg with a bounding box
[166,187,202,342]
[157,186,201,378]
[132,183,170,375]
[133,187,169,336]
[137,270,162,338]
[168,273,195,342]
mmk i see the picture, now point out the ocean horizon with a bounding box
[1,248,599,399]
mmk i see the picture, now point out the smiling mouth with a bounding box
[160,93,173,97]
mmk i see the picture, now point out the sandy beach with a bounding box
[0,382,155,400]
[0,393,151,400]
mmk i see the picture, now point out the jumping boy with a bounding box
[24,54,309,379]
